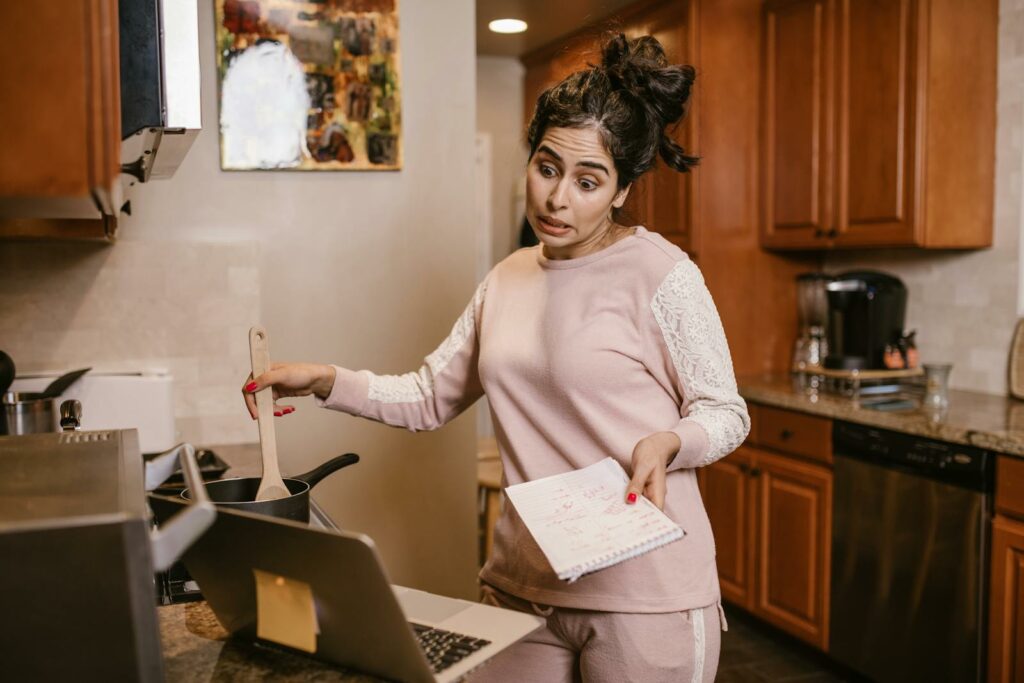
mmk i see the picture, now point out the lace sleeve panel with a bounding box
[360,278,487,430]
[650,259,750,468]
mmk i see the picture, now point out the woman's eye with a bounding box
[578,179,597,191]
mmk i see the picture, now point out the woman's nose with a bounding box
[547,179,569,210]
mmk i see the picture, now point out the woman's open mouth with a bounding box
[537,215,572,236]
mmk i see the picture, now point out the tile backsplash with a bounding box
[0,239,261,446]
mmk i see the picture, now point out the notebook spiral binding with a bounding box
[561,526,686,583]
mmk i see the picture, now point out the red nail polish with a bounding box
[274,411,282,417]
[627,493,637,504]
[245,382,258,392]
[285,407,294,414]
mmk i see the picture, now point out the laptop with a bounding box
[150,496,543,683]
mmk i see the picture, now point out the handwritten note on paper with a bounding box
[504,458,685,582]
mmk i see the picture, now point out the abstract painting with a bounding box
[215,0,402,171]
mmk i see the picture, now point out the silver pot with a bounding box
[1,391,57,435]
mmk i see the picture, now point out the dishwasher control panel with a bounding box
[833,420,993,492]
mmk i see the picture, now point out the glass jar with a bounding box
[922,363,952,417]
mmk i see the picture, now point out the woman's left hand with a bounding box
[626,431,681,510]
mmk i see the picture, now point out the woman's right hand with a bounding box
[242,362,336,419]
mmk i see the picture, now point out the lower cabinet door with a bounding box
[751,448,832,649]
[699,446,756,610]
[989,514,1024,683]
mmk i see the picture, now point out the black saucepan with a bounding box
[181,453,359,522]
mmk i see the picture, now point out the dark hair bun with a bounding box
[600,33,697,173]
[526,32,698,189]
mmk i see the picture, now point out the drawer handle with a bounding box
[738,463,750,474]
[779,429,794,440]
[750,467,762,478]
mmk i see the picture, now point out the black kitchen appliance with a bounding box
[825,270,907,370]
[830,421,993,683]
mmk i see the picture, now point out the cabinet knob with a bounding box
[738,463,750,474]
[750,467,762,478]
[827,228,838,239]
[780,428,794,440]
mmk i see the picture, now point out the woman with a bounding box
[243,33,749,682]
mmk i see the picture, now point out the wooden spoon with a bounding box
[249,326,289,502]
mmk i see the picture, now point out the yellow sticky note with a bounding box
[252,568,319,653]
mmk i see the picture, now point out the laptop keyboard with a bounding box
[411,623,491,673]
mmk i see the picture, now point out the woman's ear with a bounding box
[613,184,632,209]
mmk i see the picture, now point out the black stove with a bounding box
[150,451,339,606]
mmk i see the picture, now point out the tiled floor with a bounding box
[717,610,861,682]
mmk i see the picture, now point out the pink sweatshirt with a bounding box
[319,226,750,613]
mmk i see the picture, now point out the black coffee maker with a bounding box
[824,271,907,370]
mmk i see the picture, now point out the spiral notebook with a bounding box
[505,458,686,583]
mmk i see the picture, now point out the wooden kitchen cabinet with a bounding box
[989,456,1024,683]
[699,405,833,650]
[698,446,756,609]
[521,0,698,254]
[752,447,832,650]
[989,514,1024,683]
[761,0,996,250]
[0,0,121,239]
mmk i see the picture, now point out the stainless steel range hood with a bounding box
[119,0,201,200]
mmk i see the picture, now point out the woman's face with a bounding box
[525,126,630,260]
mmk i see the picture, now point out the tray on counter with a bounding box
[144,448,229,490]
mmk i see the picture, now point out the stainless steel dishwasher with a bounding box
[830,421,993,683]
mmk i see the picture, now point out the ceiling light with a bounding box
[488,19,527,34]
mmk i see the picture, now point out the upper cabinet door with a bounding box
[761,0,836,249]
[833,0,917,247]
[0,0,121,239]
[759,0,996,250]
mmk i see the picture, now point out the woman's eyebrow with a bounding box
[537,145,562,161]
[538,145,609,176]
[577,160,609,176]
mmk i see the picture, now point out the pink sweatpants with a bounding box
[468,584,722,683]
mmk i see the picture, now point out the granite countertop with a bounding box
[738,374,1024,458]
[158,443,380,682]
[159,601,380,682]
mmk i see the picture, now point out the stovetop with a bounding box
[151,450,339,606]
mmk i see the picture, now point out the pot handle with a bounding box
[294,453,360,488]
[149,444,216,572]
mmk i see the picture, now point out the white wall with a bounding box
[474,56,526,439]
[476,56,527,265]
[0,0,480,599]
[825,0,1024,395]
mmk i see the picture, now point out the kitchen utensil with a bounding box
[1010,318,1024,401]
[0,351,14,395]
[249,326,289,501]
[179,452,359,522]
[2,392,57,434]
[38,366,91,399]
